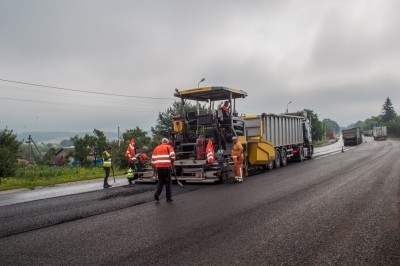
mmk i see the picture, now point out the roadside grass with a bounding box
[313,140,330,148]
[0,166,125,192]
[313,138,339,148]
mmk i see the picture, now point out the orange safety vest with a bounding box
[231,140,244,163]
[151,143,176,168]
[125,139,136,163]
[139,152,150,163]
[206,139,214,163]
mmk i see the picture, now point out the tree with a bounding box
[386,116,400,137]
[91,129,108,165]
[347,120,364,130]
[70,129,110,167]
[42,147,58,165]
[381,97,397,123]
[122,127,151,149]
[70,135,92,166]
[304,109,324,141]
[151,100,207,139]
[111,127,153,169]
[60,139,73,147]
[322,118,340,136]
[363,116,381,131]
[0,129,22,177]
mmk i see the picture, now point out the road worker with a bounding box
[152,138,176,202]
[102,146,113,188]
[138,146,151,165]
[125,139,137,185]
[231,136,244,182]
[206,139,215,163]
[134,145,152,172]
[220,100,230,120]
[125,139,136,165]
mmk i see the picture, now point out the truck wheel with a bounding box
[218,171,228,184]
[298,148,304,162]
[280,149,287,167]
[306,146,313,159]
[267,162,273,170]
[274,149,281,168]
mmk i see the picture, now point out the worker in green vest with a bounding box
[102,146,113,188]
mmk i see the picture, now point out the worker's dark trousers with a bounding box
[155,168,172,200]
[103,167,110,186]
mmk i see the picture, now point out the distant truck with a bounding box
[342,127,363,146]
[373,126,387,141]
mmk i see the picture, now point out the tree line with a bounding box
[2,97,398,177]
[347,97,399,136]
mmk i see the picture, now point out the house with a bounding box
[51,147,75,166]
[51,147,102,166]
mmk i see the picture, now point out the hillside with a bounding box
[17,131,119,144]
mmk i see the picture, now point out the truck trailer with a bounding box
[373,126,387,140]
[342,127,363,146]
[242,112,313,175]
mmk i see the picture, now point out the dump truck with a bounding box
[342,127,363,146]
[373,126,387,140]
[242,112,313,175]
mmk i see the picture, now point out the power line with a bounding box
[0,84,174,105]
[0,96,163,112]
[0,78,175,100]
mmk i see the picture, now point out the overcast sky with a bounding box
[1,0,399,135]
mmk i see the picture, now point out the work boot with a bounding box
[154,194,159,202]
[166,198,173,202]
[103,184,112,189]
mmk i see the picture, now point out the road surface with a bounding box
[0,137,399,265]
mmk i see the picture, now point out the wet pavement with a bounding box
[0,175,129,207]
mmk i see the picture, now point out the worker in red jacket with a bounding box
[152,138,176,202]
[220,100,230,119]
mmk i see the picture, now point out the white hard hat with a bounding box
[142,146,148,150]
[232,136,238,140]
[161,138,169,143]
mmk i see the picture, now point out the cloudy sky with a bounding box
[1,0,399,135]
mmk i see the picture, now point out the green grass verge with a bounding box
[0,165,125,191]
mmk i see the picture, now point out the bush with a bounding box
[0,129,21,177]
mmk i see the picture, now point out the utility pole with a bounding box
[118,126,120,147]
[25,135,44,164]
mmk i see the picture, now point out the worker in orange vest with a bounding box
[231,136,244,182]
[152,138,176,202]
[125,139,136,165]
[138,146,151,164]
[206,139,214,163]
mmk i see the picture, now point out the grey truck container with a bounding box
[244,112,313,164]
[373,126,387,140]
[342,127,363,146]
